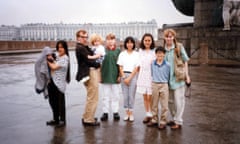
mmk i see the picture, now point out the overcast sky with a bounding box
[0,0,193,28]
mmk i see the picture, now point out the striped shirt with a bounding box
[52,54,69,93]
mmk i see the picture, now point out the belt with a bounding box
[124,71,131,73]
[153,82,168,84]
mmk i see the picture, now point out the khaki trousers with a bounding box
[83,68,99,122]
[151,83,169,125]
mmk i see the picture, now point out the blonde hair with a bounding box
[90,33,103,45]
[105,33,116,49]
[105,33,116,40]
[163,28,181,56]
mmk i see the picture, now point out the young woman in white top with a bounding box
[136,33,155,124]
[117,36,140,122]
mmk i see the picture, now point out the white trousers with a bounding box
[169,86,186,125]
[101,84,120,113]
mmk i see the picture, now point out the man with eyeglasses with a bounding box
[75,29,101,126]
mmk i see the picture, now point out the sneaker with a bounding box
[113,113,120,121]
[129,115,134,122]
[46,120,59,126]
[100,113,108,121]
[146,112,153,117]
[223,26,230,31]
[80,76,90,83]
[123,115,129,121]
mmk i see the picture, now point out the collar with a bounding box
[106,46,116,51]
[165,44,175,51]
[154,59,166,67]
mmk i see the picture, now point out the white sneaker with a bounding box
[146,112,153,117]
[223,26,230,31]
[123,115,129,121]
[129,115,134,122]
[80,76,90,83]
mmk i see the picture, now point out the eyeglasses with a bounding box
[79,35,88,39]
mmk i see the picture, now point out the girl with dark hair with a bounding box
[136,33,155,124]
[47,40,71,127]
[117,36,140,122]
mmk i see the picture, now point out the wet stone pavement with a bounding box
[0,52,240,144]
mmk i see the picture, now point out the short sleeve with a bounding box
[180,44,190,62]
[135,52,141,67]
[117,52,124,66]
[57,55,68,68]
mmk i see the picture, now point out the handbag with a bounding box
[174,46,186,82]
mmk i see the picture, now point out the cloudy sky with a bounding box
[0,0,193,27]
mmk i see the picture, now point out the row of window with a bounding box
[0,21,158,40]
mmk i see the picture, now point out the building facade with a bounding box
[0,25,19,40]
[0,19,158,41]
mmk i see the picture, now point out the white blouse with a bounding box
[117,50,140,72]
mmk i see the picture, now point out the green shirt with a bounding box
[101,48,121,83]
[164,44,189,90]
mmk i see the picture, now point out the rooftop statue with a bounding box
[172,0,240,30]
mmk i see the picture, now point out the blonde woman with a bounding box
[163,28,191,129]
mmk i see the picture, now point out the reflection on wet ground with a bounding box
[0,52,240,144]
[0,54,37,65]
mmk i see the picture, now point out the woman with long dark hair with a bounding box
[117,36,140,122]
[136,33,155,124]
[47,40,70,127]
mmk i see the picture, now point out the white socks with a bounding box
[146,112,152,117]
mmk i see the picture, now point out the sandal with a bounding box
[167,121,175,126]
[171,124,182,130]
[143,117,151,124]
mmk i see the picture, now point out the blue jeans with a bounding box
[121,72,138,111]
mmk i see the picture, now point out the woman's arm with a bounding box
[119,65,125,78]
[123,66,139,86]
[48,61,60,70]
[185,62,191,83]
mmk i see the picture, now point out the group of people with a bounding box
[34,28,191,130]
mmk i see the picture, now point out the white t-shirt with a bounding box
[92,45,105,63]
[117,50,140,72]
[93,45,105,56]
